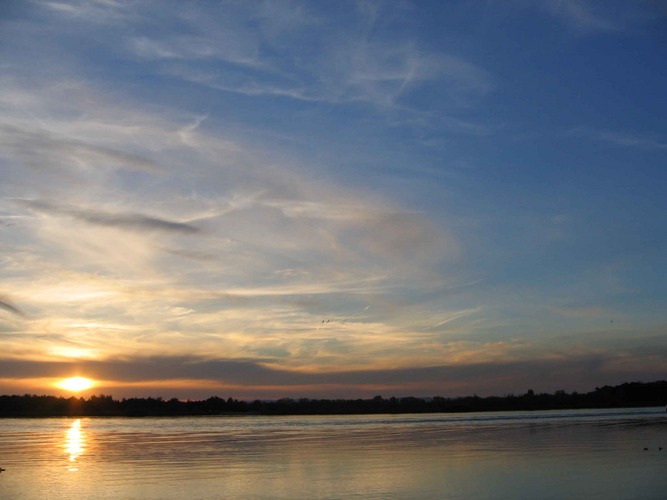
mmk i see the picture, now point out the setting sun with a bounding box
[57,377,95,392]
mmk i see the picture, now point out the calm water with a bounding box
[1,407,666,499]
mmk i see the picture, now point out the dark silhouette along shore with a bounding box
[0,380,665,418]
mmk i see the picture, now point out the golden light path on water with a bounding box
[65,419,85,472]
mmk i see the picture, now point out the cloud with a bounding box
[129,32,261,66]
[177,39,491,110]
[0,298,24,317]
[568,126,667,151]
[3,0,662,401]
[0,124,163,173]
[16,199,199,235]
[1,349,665,398]
[542,0,661,34]
[544,0,617,32]
[41,0,130,23]
[336,42,492,108]
[115,1,491,112]
[0,67,460,382]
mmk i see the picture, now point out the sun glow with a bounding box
[57,377,95,392]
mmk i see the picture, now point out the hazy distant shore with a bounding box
[1,380,665,418]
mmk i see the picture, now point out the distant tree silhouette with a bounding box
[0,380,665,417]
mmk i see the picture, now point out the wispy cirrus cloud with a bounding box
[115,1,492,111]
[0,71,461,379]
[568,126,667,151]
[168,38,492,110]
[41,0,131,23]
[328,40,492,108]
[0,124,162,173]
[541,0,659,33]
[544,0,618,32]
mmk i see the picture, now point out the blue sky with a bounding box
[1,0,666,399]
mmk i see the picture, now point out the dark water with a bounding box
[1,407,666,499]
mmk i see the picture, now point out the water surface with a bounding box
[1,407,666,499]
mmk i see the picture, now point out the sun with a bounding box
[57,377,95,392]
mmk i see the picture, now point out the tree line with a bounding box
[0,380,665,417]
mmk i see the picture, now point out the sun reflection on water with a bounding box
[65,419,85,472]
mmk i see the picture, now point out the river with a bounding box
[1,407,666,499]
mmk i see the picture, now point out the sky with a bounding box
[1,0,666,400]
